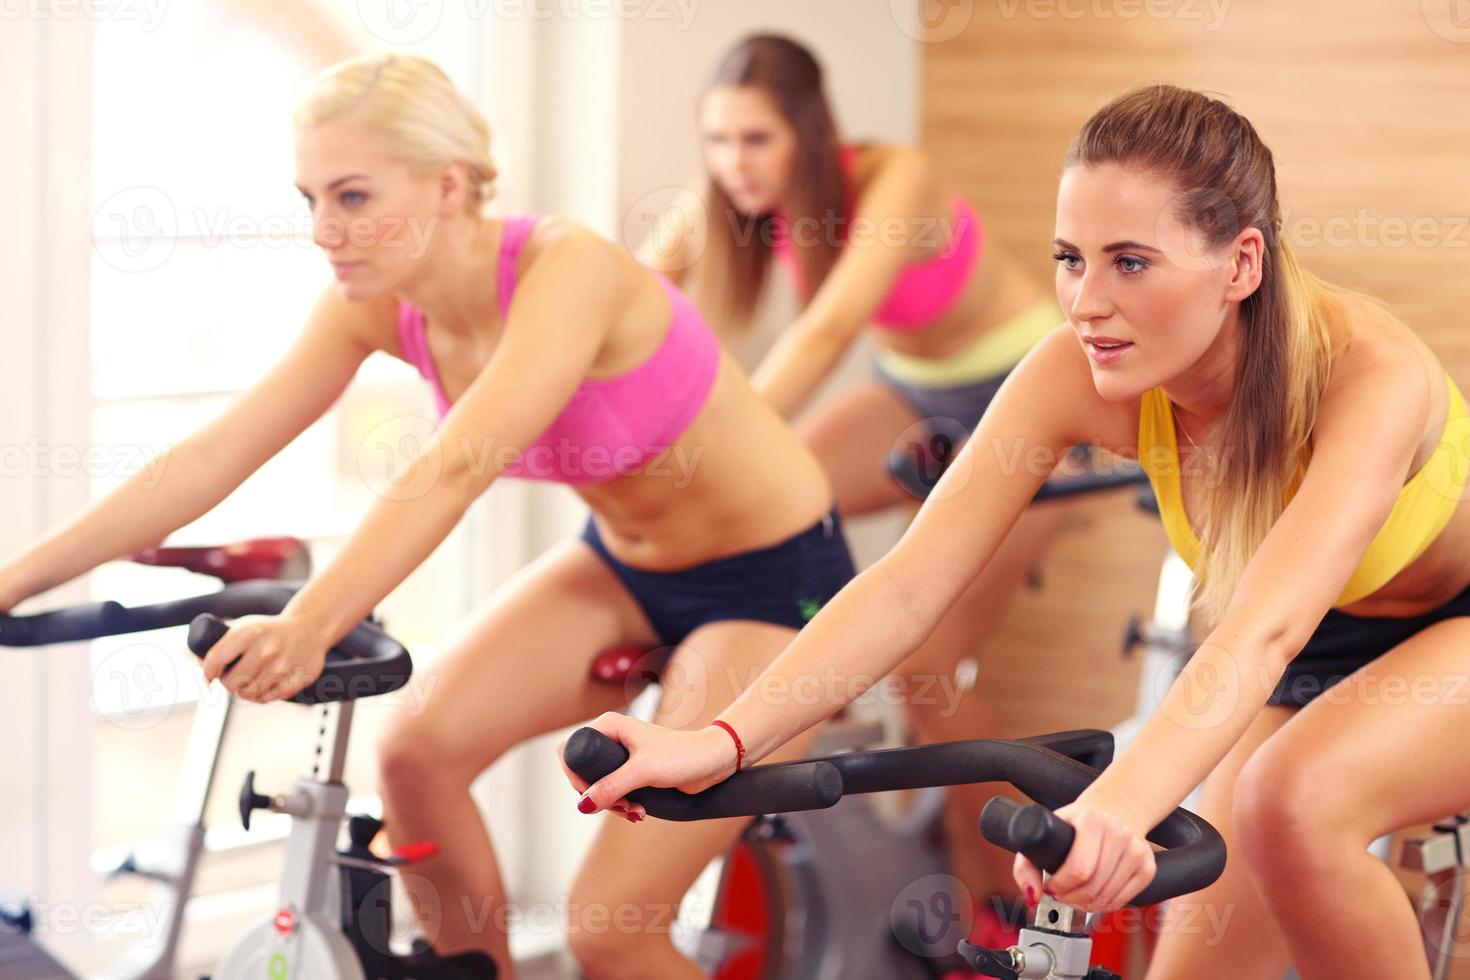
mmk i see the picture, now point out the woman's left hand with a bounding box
[198,614,330,703]
[1012,790,1158,913]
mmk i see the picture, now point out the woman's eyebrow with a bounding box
[295,173,372,194]
[1053,236,1162,254]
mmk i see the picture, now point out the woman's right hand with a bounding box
[557,712,742,822]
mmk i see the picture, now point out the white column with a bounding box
[0,10,98,964]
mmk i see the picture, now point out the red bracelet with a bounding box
[711,720,745,772]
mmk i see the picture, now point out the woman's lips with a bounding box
[1085,338,1134,364]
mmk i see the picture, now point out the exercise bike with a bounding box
[0,537,308,980]
[0,576,496,980]
[585,457,1171,979]
[563,724,1228,980]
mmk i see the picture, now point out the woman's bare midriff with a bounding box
[575,352,837,571]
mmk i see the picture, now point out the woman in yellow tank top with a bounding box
[569,85,1470,978]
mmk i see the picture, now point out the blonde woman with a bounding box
[642,33,1078,932]
[0,53,856,978]
[570,85,1470,979]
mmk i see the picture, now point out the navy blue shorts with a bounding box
[1269,579,1470,706]
[580,508,857,648]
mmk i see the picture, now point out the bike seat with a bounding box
[589,645,671,687]
[128,537,311,583]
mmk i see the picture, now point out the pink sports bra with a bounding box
[770,146,984,332]
[396,215,721,486]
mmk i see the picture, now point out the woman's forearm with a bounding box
[751,325,849,420]
[718,557,934,763]
[2,441,248,602]
[282,467,481,646]
[1083,616,1292,831]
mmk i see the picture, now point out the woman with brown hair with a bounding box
[0,52,857,979]
[640,32,1078,934]
[573,83,1470,978]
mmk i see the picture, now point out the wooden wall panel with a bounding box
[923,0,1470,737]
[922,5,1470,966]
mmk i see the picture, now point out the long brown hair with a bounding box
[699,34,845,325]
[1067,85,1346,624]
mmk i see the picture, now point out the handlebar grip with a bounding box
[980,799,1075,874]
[0,601,128,646]
[563,727,843,822]
[187,615,231,664]
[187,612,413,705]
[979,797,1226,907]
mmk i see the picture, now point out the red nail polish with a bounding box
[1025,886,1037,908]
[577,796,596,814]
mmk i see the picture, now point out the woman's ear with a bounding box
[435,160,474,216]
[1224,227,1266,302]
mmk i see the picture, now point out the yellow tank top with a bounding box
[1136,373,1470,607]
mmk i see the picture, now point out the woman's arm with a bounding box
[0,285,380,611]
[1080,344,1434,830]
[572,323,1093,804]
[752,148,936,419]
[277,227,621,650]
[1023,341,1435,911]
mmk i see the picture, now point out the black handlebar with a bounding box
[0,580,300,645]
[979,795,1225,908]
[0,580,413,705]
[563,726,1225,905]
[886,443,1152,504]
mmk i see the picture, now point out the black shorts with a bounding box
[1269,580,1470,706]
[580,507,857,649]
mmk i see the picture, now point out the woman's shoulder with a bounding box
[516,215,628,276]
[1324,291,1439,394]
[512,214,661,308]
[1012,321,1143,456]
[310,284,402,358]
[1316,290,1444,461]
[847,141,928,184]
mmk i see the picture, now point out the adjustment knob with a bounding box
[348,813,384,850]
[238,770,272,831]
